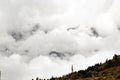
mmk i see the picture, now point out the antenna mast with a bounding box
[71,65,73,73]
[0,71,1,80]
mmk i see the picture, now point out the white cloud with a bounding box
[0,0,120,80]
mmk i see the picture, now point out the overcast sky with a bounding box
[0,0,120,80]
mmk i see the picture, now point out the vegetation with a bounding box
[33,54,120,80]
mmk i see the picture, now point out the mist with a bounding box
[0,0,120,80]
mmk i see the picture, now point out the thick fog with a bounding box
[0,0,120,80]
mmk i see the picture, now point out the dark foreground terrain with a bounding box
[33,54,120,80]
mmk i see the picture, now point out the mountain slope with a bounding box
[49,54,120,80]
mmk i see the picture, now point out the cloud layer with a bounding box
[0,0,120,80]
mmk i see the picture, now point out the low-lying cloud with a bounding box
[0,0,120,80]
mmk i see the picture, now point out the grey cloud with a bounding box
[0,0,120,80]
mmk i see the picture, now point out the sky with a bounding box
[0,0,120,80]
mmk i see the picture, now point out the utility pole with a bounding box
[70,65,74,80]
[71,65,73,73]
[0,71,1,80]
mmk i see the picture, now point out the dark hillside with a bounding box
[33,54,120,80]
[49,54,120,80]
